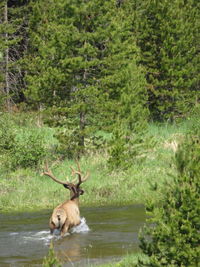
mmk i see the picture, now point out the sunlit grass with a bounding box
[0,112,193,212]
[93,253,149,267]
[0,119,183,212]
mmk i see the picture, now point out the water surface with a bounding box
[0,205,145,266]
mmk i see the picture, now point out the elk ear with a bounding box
[63,184,70,189]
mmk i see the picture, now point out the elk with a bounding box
[43,162,89,236]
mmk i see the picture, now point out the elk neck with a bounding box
[70,191,80,205]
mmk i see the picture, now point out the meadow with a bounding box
[0,113,189,212]
[0,113,198,267]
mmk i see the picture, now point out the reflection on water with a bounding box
[0,205,145,266]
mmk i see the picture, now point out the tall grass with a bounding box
[94,253,149,267]
[0,113,188,212]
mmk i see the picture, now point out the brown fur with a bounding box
[49,199,81,236]
[43,161,89,236]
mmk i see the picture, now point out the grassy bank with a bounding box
[0,116,187,212]
[0,114,191,267]
[95,253,149,267]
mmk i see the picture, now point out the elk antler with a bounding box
[43,162,70,186]
[70,161,90,187]
[43,161,89,188]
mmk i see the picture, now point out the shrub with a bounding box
[108,128,156,170]
[54,127,83,159]
[55,127,109,159]
[11,129,46,168]
[186,104,200,135]
[43,242,61,267]
[0,114,16,151]
[138,133,200,266]
[0,113,47,169]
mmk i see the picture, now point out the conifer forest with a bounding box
[0,0,199,266]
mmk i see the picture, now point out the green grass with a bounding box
[0,118,186,212]
[0,145,174,211]
[0,114,191,267]
[94,253,149,267]
[0,114,196,267]
[0,112,193,212]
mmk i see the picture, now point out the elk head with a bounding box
[43,161,89,236]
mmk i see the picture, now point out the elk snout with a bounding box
[52,228,61,235]
[79,189,84,195]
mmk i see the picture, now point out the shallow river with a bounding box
[0,205,145,266]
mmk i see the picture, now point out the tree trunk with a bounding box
[78,110,85,158]
[77,61,87,158]
[4,2,11,112]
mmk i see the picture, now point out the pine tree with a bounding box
[0,0,29,110]
[106,1,149,169]
[25,0,149,159]
[135,0,200,121]
[138,132,200,266]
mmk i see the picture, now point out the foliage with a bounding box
[108,129,156,170]
[135,0,200,121]
[24,0,150,159]
[0,113,47,169]
[186,104,200,135]
[1,0,199,170]
[0,0,199,125]
[0,1,29,108]
[108,63,150,170]
[97,253,149,267]
[43,242,61,267]
[138,132,200,266]
[105,3,150,170]
[0,121,178,212]
[55,128,109,158]
[11,129,46,169]
[54,127,83,159]
[0,113,16,151]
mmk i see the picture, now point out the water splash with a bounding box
[22,230,53,245]
[70,217,90,234]
[9,217,90,246]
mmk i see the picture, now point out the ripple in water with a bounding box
[9,217,90,246]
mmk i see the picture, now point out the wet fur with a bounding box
[49,199,81,236]
[44,162,89,237]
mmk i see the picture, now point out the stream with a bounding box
[0,205,145,266]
